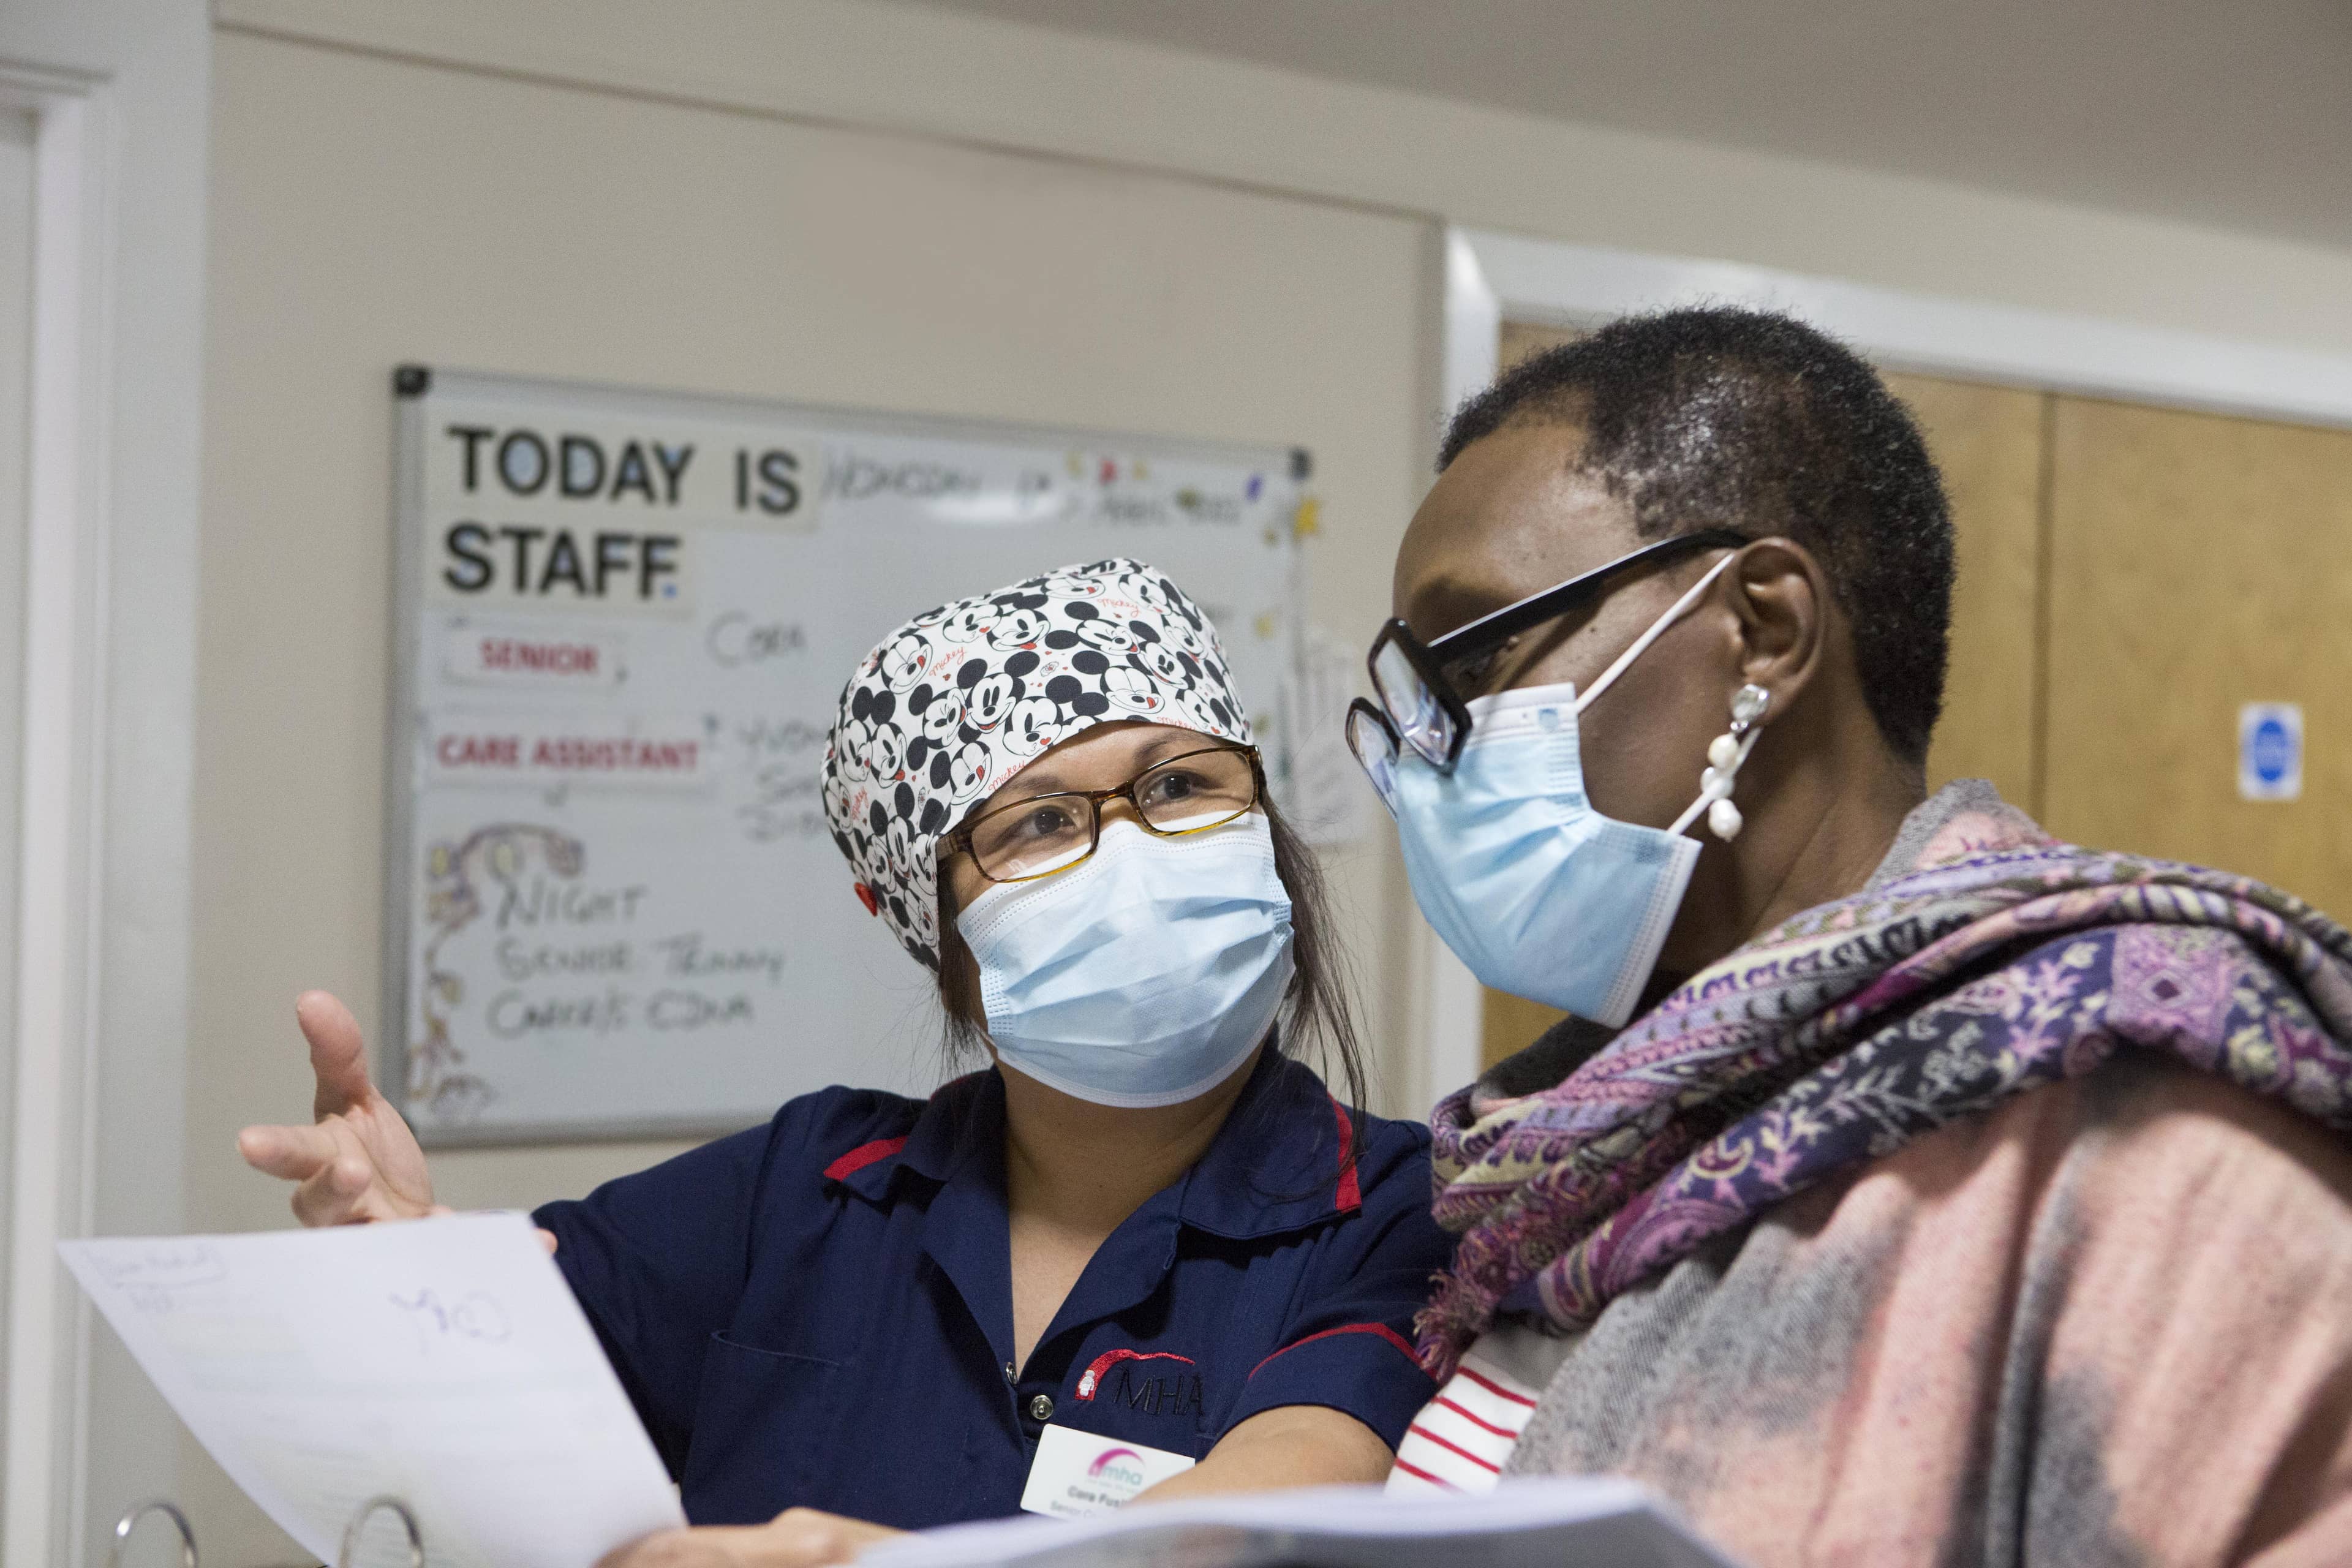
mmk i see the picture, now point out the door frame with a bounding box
[1,6,208,1558]
[2,62,115,1568]
[1422,224,2352,1101]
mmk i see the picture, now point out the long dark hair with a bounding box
[932,790,1370,1169]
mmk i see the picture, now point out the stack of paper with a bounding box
[861,1478,1740,1568]
[61,1213,683,1568]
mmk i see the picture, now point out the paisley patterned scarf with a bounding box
[1415,786,2352,1381]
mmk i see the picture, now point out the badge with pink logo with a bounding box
[1019,1425,1196,1518]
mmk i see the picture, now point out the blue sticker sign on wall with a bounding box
[2238,703,2304,802]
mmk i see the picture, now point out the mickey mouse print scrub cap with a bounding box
[821,557,1253,971]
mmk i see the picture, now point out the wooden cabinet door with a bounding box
[2044,398,2352,914]
[1881,372,2046,812]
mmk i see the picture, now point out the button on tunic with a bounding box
[535,1054,1455,1528]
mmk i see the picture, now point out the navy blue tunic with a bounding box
[535,1053,1453,1528]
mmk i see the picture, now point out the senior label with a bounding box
[443,624,625,689]
[1017,1424,1195,1518]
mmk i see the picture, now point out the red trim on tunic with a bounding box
[1247,1321,1417,1379]
[1330,1098,1362,1212]
[821,1136,908,1183]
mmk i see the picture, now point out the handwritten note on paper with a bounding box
[60,1213,684,1568]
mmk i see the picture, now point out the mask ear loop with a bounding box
[1573,550,1741,715]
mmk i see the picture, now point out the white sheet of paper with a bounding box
[61,1212,684,1568]
[864,1477,1743,1568]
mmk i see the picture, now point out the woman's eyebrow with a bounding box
[1408,574,1514,642]
[985,771,1071,806]
[980,736,1202,813]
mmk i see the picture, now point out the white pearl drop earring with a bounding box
[1698,684,1771,841]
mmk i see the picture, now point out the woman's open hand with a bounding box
[236,990,442,1226]
[595,1509,904,1568]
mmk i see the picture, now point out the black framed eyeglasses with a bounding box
[946,744,1264,884]
[1348,529,1749,797]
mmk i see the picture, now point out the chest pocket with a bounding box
[682,1332,843,1523]
[1071,1351,1213,1457]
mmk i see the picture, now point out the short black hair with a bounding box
[1441,307,1954,763]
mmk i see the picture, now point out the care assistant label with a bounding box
[1017,1424,1196,1518]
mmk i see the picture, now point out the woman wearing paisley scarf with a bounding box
[1355,310,2352,1565]
[241,558,1454,1566]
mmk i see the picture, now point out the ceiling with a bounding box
[902,0,2352,252]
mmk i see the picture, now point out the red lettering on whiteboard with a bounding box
[436,733,521,767]
[478,637,601,676]
[525,737,700,773]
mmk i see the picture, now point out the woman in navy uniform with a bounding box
[241,559,1453,1566]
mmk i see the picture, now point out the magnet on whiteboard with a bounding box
[2238,702,2303,802]
[1292,497,1321,538]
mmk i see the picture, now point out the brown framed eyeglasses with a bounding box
[947,744,1264,885]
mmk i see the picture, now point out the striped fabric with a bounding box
[1382,1351,1538,1494]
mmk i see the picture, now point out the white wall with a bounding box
[190,30,1430,1560]
[186,2,2352,1562]
[217,0,2352,356]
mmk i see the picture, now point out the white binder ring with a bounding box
[108,1499,198,1568]
[337,1495,426,1568]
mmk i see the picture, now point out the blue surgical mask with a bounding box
[956,814,1295,1108]
[1390,556,1736,1028]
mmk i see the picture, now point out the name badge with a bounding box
[1018,1423,1196,1517]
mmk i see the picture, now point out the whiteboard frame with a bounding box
[384,364,1311,1147]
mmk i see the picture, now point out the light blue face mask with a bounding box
[1390,555,1738,1028]
[955,814,1295,1108]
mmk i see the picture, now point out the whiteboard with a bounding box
[386,368,1309,1145]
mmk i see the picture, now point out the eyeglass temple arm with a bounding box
[1423,529,1749,663]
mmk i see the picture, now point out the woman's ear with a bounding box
[1723,538,1828,706]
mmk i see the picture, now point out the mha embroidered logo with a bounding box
[1074,1348,1204,1417]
